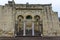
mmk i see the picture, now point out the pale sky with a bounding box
[0,0,60,17]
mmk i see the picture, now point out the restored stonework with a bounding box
[0,0,60,37]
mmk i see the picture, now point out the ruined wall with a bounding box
[42,5,60,36]
[0,5,14,37]
[0,2,60,37]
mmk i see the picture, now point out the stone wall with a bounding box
[0,1,60,37]
[0,5,14,37]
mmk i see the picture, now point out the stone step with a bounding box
[0,36,60,40]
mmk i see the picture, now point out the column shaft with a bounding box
[32,21,34,36]
[23,21,26,36]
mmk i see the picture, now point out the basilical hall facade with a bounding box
[0,0,60,37]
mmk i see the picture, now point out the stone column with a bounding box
[18,22,20,32]
[32,21,34,36]
[23,21,26,36]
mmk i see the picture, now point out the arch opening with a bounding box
[26,15,32,19]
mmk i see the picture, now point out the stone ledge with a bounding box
[0,36,60,40]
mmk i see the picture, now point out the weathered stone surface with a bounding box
[0,0,60,37]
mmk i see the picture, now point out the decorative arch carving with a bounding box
[34,15,40,21]
[17,15,24,21]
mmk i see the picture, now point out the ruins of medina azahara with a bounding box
[0,0,60,37]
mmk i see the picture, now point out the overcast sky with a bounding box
[0,0,60,17]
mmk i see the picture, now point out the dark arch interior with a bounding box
[26,15,32,19]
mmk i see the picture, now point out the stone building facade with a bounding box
[0,0,60,37]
